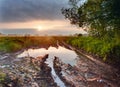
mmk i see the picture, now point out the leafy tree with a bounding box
[62,0,120,39]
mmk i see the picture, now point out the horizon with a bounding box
[0,0,86,35]
[0,28,87,36]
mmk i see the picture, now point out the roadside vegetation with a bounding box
[0,36,69,52]
[67,36,120,66]
[62,0,120,67]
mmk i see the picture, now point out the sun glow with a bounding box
[36,26,43,31]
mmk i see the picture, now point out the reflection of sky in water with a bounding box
[18,46,78,66]
[18,46,78,87]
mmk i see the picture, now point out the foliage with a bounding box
[0,37,22,52]
[62,0,120,38]
[67,36,120,63]
[0,36,69,52]
[62,0,120,66]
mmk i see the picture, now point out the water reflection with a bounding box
[18,46,79,87]
[18,46,78,66]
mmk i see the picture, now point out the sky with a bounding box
[0,0,86,35]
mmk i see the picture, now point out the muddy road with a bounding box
[0,44,119,87]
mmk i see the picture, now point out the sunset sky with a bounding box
[0,0,86,35]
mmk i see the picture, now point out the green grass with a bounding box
[0,37,23,52]
[0,36,69,52]
[67,36,120,64]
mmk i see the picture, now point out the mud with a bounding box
[0,44,119,87]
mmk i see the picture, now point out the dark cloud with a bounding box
[0,0,68,22]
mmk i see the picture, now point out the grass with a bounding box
[67,36,120,66]
[0,37,23,52]
[0,36,69,52]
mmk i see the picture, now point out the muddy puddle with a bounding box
[1,45,119,87]
[17,46,79,87]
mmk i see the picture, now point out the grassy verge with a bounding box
[67,36,120,67]
[0,36,69,52]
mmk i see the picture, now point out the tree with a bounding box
[62,0,120,39]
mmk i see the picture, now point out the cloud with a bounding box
[0,0,68,22]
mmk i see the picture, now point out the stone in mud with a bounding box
[85,72,99,81]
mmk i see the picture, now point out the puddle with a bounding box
[17,46,79,87]
[0,65,10,68]
[18,46,78,66]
